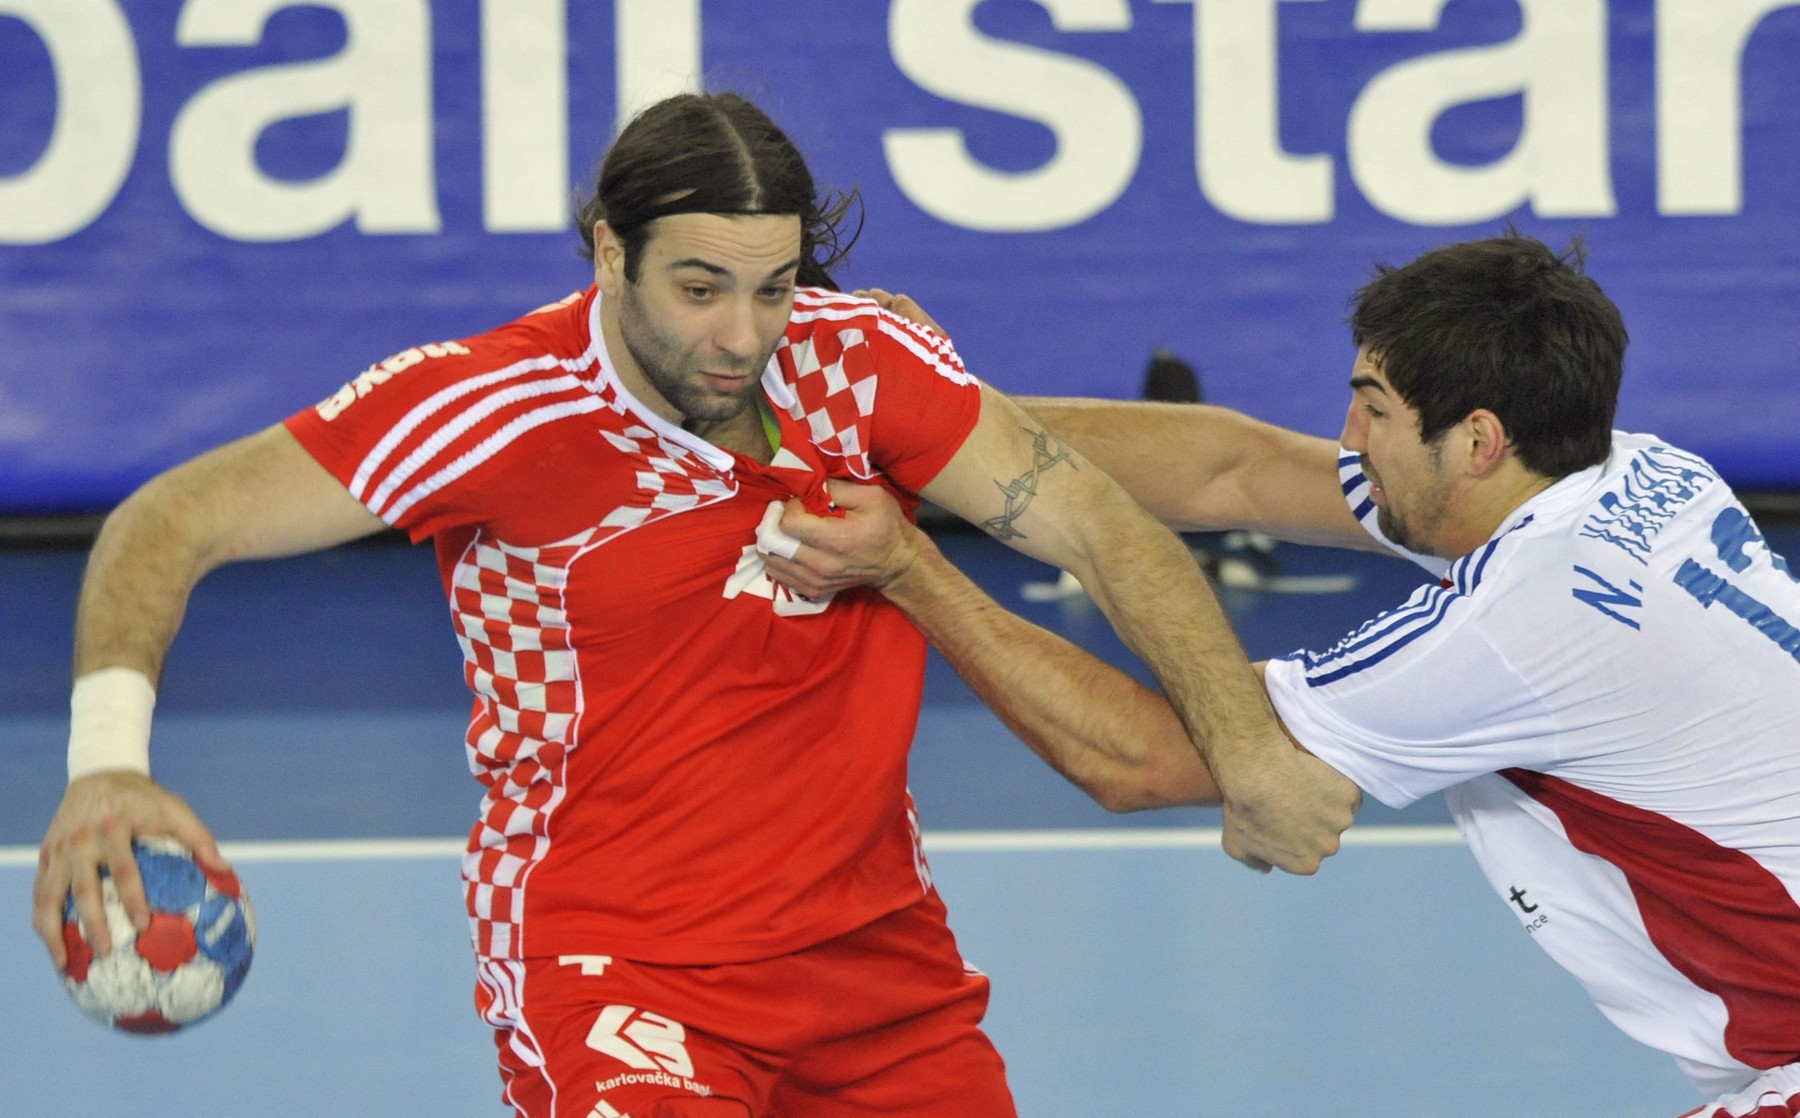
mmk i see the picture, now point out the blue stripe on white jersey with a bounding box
[1286,515,1535,687]
[1290,580,1464,687]
[1339,453,1378,524]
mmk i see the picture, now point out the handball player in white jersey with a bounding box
[773,235,1800,1117]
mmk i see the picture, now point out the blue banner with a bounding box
[4,0,1798,512]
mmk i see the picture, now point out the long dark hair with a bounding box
[575,92,861,290]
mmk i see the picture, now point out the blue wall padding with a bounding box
[3,1,1796,513]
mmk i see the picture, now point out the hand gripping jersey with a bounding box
[286,287,980,965]
[1263,432,1800,1097]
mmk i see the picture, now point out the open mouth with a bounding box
[1361,459,1384,501]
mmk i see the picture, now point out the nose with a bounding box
[1340,400,1367,453]
[714,296,760,364]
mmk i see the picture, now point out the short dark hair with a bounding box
[575,92,860,289]
[1349,234,1628,478]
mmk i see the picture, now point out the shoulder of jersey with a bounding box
[313,291,592,422]
[790,286,878,321]
[787,287,959,359]
[487,289,591,351]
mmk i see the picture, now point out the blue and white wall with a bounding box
[4,0,1798,512]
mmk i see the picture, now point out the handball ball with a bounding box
[60,837,255,1034]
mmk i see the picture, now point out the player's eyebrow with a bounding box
[669,257,803,285]
[1349,374,1389,394]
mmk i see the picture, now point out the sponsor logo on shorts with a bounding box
[586,1005,715,1099]
[593,1068,716,1099]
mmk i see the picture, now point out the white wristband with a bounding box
[68,667,156,782]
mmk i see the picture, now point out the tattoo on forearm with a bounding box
[979,428,1075,541]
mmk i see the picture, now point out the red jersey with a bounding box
[285,286,980,964]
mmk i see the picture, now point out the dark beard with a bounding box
[618,287,765,423]
[624,334,758,423]
[1375,505,1419,553]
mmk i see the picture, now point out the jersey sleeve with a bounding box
[859,308,982,495]
[1261,541,1563,809]
[283,340,478,542]
[283,289,595,543]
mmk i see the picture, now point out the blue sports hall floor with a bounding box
[6,519,1794,1117]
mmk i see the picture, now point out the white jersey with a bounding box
[1263,431,1800,1096]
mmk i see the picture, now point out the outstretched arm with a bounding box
[852,287,1379,551]
[35,424,385,967]
[1013,397,1385,551]
[71,425,385,680]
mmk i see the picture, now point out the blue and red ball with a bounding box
[60,838,255,1033]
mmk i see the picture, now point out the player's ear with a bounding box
[594,222,627,296]
[1463,408,1511,477]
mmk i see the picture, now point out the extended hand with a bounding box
[33,771,226,967]
[1219,747,1361,874]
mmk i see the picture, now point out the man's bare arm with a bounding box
[770,483,1364,825]
[74,424,387,681]
[37,424,385,967]
[913,387,1357,873]
[852,287,1375,551]
[867,497,1221,811]
[881,526,1366,814]
[1014,397,1385,551]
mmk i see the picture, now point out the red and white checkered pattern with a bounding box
[780,291,973,481]
[597,424,737,529]
[453,408,738,959]
[454,532,587,959]
[778,329,878,475]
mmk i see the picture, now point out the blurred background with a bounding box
[4,0,1799,521]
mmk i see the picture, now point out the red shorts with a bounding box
[476,890,1016,1118]
[1679,1064,1800,1118]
